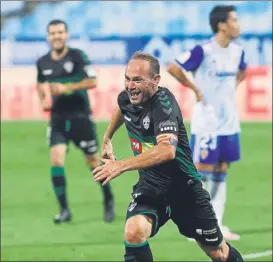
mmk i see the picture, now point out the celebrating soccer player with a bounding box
[93,51,244,262]
[36,19,115,224]
[167,5,247,241]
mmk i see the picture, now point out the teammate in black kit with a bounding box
[93,51,244,261]
[36,19,115,223]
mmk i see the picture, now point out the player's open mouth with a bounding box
[129,90,141,99]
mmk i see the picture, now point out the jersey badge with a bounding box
[143,115,150,130]
[63,61,74,73]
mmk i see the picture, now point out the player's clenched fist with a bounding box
[51,83,70,96]
[93,158,125,185]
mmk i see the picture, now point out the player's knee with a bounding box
[85,153,100,169]
[205,243,229,261]
[124,216,151,244]
[50,146,66,166]
[207,250,228,261]
[124,223,147,244]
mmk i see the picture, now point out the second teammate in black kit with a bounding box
[93,51,244,261]
[36,19,115,223]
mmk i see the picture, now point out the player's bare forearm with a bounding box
[93,143,176,185]
[167,62,199,93]
[36,83,52,111]
[104,107,124,140]
[67,77,97,91]
[236,70,246,88]
[36,83,46,101]
[119,143,176,172]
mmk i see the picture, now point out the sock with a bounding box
[225,242,244,262]
[198,170,211,190]
[51,166,68,210]
[90,167,113,203]
[208,172,227,227]
[124,240,153,262]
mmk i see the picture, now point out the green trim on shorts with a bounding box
[124,240,148,248]
[126,211,159,238]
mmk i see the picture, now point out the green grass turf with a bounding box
[1,121,272,261]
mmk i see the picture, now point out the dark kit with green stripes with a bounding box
[37,47,98,153]
[118,87,223,245]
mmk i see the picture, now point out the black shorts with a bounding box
[47,113,99,155]
[125,179,223,246]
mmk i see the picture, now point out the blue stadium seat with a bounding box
[1,1,272,37]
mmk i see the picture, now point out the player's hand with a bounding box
[93,158,124,185]
[50,83,69,96]
[41,100,52,111]
[101,137,116,160]
[195,89,205,104]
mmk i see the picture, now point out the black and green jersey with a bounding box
[118,87,201,195]
[36,47,96,115]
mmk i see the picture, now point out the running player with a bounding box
[93,51,244,262]
[167,5,247,240]
[36,19,115,223]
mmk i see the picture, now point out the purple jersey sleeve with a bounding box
[175,45,204,71]
[238,50,247,71]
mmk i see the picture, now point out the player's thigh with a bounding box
[170,180,223,245]
[190,133,219,171]
[48,117,69,166]
[219,133,241,164]
[126,184,170,239]
[70,115,99,155]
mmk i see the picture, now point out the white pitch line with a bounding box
[242,250,272,260]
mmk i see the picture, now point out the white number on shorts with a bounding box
[200,134,217,150]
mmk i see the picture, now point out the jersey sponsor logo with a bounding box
[203,228,217,235]
[130,138,142,153]
[205,237,218,242]
[143,115,150,130]
[88,145,98,153]
[128,201,137,212]
[79,140,97,148]
[158,120,176,129]
[196,229,202,235]
[160,126,177,132]
[42,69,53,75]
[124,115,131,122]
[63,61,74,73]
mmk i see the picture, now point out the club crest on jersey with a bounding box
[63,61,74,73]
[201,149,209,159]
[143,116,150,130]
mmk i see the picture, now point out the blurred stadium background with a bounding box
[1,1,272,261]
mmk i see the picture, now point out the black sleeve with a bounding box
[74,49,96,78]
[152,94,180,138]
[36,60,45,83]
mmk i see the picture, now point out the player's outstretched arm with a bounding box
[167,62,204,103]
[93,134,177,185]
[101,107,124,160]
